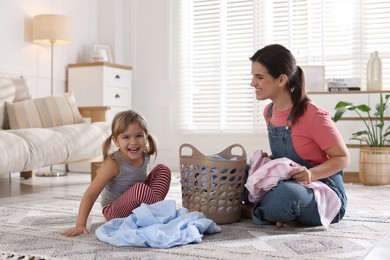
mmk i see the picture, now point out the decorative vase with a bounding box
[359,146,390,185]
[366,51,382,91]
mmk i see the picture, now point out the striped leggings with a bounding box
[102,163,171,221]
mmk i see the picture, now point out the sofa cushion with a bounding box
[4,128,70,172]
[0,78,17,129]
[51,121,110,162]
[0,122,110,174]
[0,131,30,173]
[6,92,85,129]
[36,91,85,127]
[6,99,43,129]
[0,76,32,130]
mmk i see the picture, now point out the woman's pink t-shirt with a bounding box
[263,101,342,166]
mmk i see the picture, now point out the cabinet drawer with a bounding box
[106,87,129,107]
[105,67,131,87]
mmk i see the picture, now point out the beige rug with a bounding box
[0,177,389,260]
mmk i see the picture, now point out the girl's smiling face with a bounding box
[113,122,147,167]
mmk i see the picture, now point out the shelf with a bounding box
[68,62,133,70]
[346,144,367,149]
[308,90,390,94]
[334,117,390,121]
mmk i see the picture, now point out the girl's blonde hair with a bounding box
[102,110,157,160]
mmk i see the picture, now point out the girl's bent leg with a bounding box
[102,164,171,221]
[145,164,172,200]
[252,180,322,226]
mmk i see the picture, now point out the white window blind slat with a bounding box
[178,0,390,133]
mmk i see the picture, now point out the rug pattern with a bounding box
[0,182,389,260]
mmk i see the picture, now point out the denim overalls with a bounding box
[252,104,347,225]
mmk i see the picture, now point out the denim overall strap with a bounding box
[267,104,309,167]
[267,103,346,222]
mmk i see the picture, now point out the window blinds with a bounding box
[177,0,390,133]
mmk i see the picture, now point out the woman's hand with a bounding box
[289,166,312,185]
[61,225,89,237]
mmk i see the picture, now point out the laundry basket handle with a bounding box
[218,143,247,160]
[179,143,206,159]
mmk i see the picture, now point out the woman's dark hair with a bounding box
[250,44,309,125]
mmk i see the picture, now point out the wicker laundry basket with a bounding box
[179,143,247,224]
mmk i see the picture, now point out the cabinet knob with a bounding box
[115,75,121,79]
[115,94,120,99]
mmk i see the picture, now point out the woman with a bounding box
[246,44,350,227]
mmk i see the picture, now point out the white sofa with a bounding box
[0,76,111,179]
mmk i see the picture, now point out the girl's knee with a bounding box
[155,164,171,175]
[152,164,172,182]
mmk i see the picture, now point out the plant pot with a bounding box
[359,146,390,186]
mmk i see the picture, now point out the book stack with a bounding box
[326,78,361,91]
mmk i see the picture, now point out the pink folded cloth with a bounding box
[245,150,341,229]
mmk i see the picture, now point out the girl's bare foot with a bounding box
[276,220,298,227]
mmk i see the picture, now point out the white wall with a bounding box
[126,0,269,171]
[7,0,358,174]
[1,0,96,97]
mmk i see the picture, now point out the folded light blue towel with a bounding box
[95,200,222,248]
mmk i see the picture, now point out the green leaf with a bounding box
[355,104,370,112]
[352,130,369,137]
[333,93,390,147]
[334,101,353,109]
[333,108,346,122]
[375,122,384,129]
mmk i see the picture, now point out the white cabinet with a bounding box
[68,62,133,121]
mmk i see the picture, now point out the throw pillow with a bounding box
[6,99,43,129]
[36,92,85,128]
[6,92,85,129]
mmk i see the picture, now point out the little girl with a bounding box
[62,110,171,237]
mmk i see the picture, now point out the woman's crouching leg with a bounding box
[252,180,322,226]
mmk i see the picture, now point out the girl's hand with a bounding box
[61,225,89,237]
[289,166,312,185]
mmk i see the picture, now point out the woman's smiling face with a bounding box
[250,61,280,101]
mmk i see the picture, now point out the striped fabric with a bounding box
[102,164,172,221]
[6,92,84,129]
[6,99,43,128]
[245,151,341,229]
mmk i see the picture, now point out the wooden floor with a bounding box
[0,170,92,199]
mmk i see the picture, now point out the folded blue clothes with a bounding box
[95,200,222,248]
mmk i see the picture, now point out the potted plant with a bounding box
[333,93,390,185]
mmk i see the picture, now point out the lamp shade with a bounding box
[33,14,72,45]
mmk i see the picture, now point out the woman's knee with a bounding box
[253,181,315,222]
[272,181,313,202]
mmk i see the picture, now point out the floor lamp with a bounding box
[33,14,72,177]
